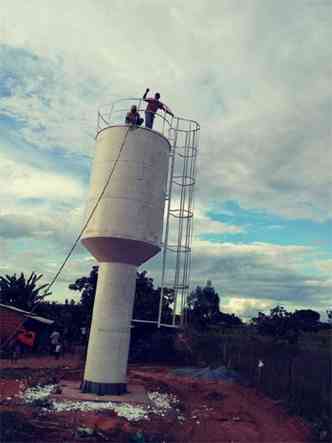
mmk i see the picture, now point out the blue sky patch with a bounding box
[203,200,332,252]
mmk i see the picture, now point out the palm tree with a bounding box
[0,272,51,311]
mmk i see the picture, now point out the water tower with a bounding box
[81,98,199,395]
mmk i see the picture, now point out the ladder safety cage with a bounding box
[158,118,199,328]
[96,98,200,329]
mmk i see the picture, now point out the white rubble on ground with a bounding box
[147,391,179,415]
[21,385,182,423]
[23,384,56,402]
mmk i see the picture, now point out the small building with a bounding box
[0,303,54,353]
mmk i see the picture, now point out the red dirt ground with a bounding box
[0,355,311,443]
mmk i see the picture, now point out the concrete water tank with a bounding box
[81,125,170,395]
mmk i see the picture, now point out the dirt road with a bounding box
[0,356,311,442]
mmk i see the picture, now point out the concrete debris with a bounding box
[52,399,149,422]
[22,385,56,402]
[22,385,182,423]
[76,426,95,437]
[147,391,178,413]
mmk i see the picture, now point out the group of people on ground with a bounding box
[49,326,87,359]
[6,326,88,363]
[125,88,174,129]
[7,329,61,362]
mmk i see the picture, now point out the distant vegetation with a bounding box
[0,268,330,341]
[187,280,242,330]
[1,269,331,439]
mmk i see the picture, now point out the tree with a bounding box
[217,311,243,327]
[68,265,98,325]
[0,272,51,311]
[34,299,83,343]
[292,309,320,332]
[133,271,174,323]
[187,280,221,329]
[68,267,174,327]
[251,306,323,342]
[251,305,293,339]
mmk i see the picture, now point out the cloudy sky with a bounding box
[0,0,331,321]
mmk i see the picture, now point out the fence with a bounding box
[187,331,331,423]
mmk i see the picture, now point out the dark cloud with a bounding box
[190,242,331,308]
[0,214,41,238]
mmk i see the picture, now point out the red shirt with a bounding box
[145,98,165,113]
[17,329,36,347]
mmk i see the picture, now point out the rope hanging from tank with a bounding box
[0,126,131,351]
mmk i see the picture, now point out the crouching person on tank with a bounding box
[125,105,144,126]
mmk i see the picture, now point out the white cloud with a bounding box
[221,296,274,321]
[0,152,85,204]
[0,0,331,311]
[194,206,245,236]
[314,259,332,275]
[1,2,331,218]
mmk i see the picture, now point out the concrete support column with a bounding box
[81,262,137,395]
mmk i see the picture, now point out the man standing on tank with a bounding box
[143,88,174,129]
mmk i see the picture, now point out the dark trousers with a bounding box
[145,111,155,129]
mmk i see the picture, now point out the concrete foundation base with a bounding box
[81,380,127,396]
[55,381,149,404]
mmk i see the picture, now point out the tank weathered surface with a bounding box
[81,125,170,395]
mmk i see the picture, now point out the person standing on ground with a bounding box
[10,340,21,363]
[143,88,174,129]
[50,329,60,355]
[54,342,62,360]
[80,326,87,345]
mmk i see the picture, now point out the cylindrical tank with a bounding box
[81,125,170,395]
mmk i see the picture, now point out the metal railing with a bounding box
[97,97,174,138]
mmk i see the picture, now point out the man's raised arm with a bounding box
[143,88,150,101]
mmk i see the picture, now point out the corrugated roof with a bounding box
[0,303,54,325]
[0,303,31,315]
[28,315,54,325]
